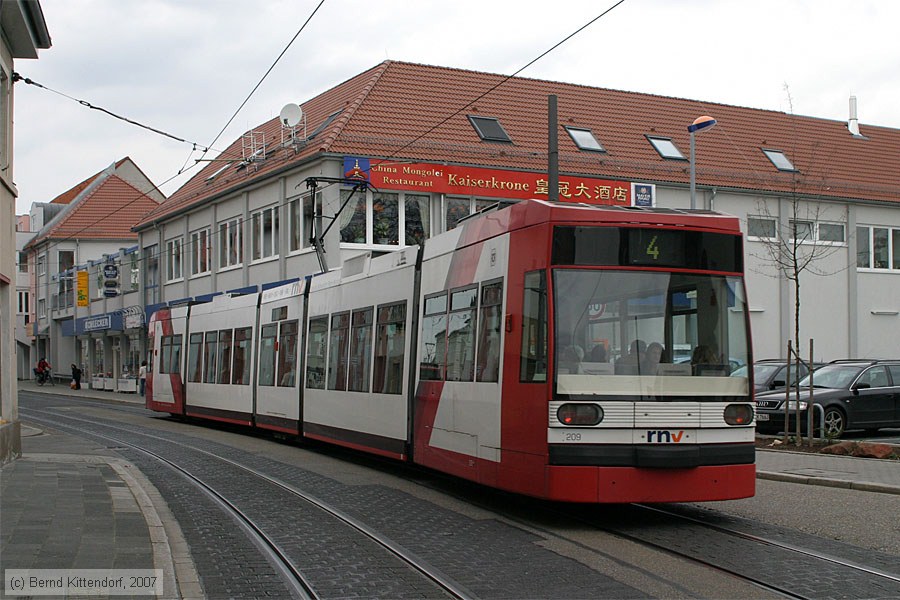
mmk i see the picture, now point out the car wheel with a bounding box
[822,407,846,439]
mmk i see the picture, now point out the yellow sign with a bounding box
[76,270,89,307]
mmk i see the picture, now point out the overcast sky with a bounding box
[13,0,900,215]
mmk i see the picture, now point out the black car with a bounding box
[755,359,900,438]
[734,359,824,393]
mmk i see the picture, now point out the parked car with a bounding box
[755,359,900,438]
[733,358,825,394]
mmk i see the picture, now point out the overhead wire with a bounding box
[21,0,627,284]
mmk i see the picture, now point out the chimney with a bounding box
[848,95,861,136]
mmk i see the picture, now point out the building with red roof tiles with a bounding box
[134,61,900,362]
[24,157,164,389]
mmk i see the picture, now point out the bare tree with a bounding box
[748,85,848,445]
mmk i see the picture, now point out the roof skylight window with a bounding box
[762,148,796,171]
[565,126,605,152]
[647,136,686,160]
[468,115,512,143]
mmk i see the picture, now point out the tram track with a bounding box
[20,405,472,600]
[21,395,900,599]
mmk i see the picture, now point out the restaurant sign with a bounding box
[344,157,636,206]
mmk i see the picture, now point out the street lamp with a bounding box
[688,115,717,209]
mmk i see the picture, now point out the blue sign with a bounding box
[633,184,655,207]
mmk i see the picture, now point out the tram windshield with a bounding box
[552,269,750,399]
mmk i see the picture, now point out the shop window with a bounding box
[446,198,496,231]
[340,189,433,246]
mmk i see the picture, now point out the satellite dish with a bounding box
[280,103,303,128]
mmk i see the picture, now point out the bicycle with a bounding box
[35,369,54,386]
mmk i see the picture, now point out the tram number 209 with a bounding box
[564,433,582,441]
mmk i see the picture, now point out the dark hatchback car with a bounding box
[755,359,900,438]
[734,358,824,393]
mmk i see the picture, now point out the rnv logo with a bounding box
[646,430,685,443]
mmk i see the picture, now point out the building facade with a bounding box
[26,158,163,389]
[125,62,898,365]
[1,0,50,458]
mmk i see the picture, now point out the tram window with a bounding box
[520,270,548,383]
[348,308,374,392]
[306,317,328,389]
[420,293,447,381]
[232,327,252,385]
[447,287,477,381]
[476,280,503,383]
[258,324,277,386]
[217,330,233,385]
[328,312,350,391]
[187,333,203,383]
[160,336,172,374]
[169,335,183,374]
[203,331,217,384]
[277,320,298,387]
[374,302,406,394]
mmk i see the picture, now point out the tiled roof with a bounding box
[28,175,161,247]
[137,61,900,228]
[48,158,129,204]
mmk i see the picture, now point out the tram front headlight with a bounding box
[557,403,603,426]
[724,403,754,425]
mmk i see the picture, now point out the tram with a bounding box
[148,200,756,503]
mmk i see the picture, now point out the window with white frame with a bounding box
[219,218,242,268]
[190,228,211,275]
[251,205,279,261]
[38,298,46,319]
[446,197,495,231]
[857,225,900,270]
[17,291,29,314]
[17,251,28,273]
[289,193,320,252]
[37,254,46,276]
[790,220,845,244]
[338,189,432,246]
[747,217,776,239]
[166,237,183,281]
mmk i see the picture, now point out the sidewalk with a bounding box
[2,383,202,599]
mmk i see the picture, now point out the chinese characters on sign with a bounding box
[344,157,635,206]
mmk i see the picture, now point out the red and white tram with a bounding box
[148,200,756,503]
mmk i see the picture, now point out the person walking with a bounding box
[70,363,82,390]
[139,361,148,396]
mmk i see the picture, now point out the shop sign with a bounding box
[84,315,111,332]
[122,306,145,329]
[77,270,89,307]
[344,157,632,205]
[632,183,655,207]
